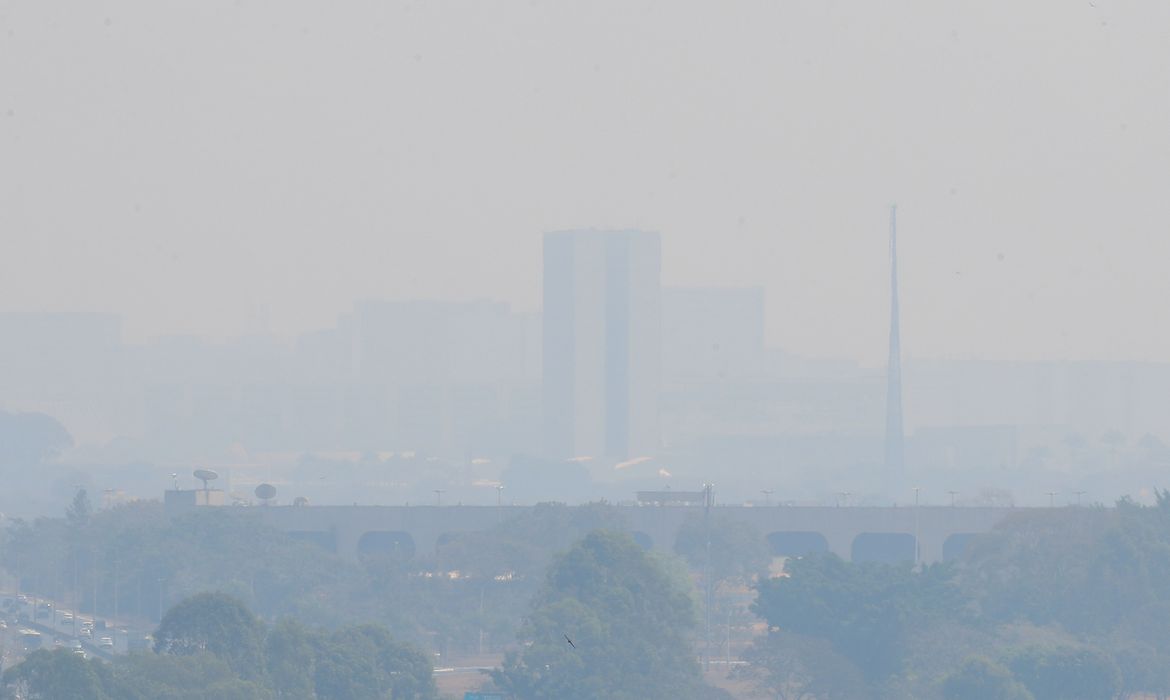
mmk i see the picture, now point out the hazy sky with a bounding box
[2,1,1168,364]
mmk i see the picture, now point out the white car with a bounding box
[98,636,114,649]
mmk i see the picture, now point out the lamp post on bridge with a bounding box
[947,490,959,507]
[1046,491,1059,508]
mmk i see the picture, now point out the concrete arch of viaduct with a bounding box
[258,506,1018,564]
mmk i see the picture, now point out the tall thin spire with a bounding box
[885,204,905,485]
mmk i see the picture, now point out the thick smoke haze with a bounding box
[6,5,1170,700]
[2,1,1168,362]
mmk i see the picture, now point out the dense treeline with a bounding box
[491,530,726,700]
[1,592,436,699]
[0,496,634,656]
[3,529,733,700]
[742,492,1170,699]
[14,490,1170,698]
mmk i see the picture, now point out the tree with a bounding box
[492,530,709,700]
[752,554,960,682]
[673,512,769,584]
[942,657,1034,700]
[0,411,72,468]
[313,625,437,700]
[1007,646,1120,700]
[154,592,266,679]
[265,619,318,700]
[0,649,111,700]
[66,489,92,530]
[107,652,274,700]
[739,630,869,700]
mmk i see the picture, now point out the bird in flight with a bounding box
[564,634,576,649]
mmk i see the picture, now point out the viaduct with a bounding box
[248,504,1030,564]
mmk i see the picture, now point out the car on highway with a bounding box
[60,613,74,625]
[99,636,114,649]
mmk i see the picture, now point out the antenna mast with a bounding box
[884,205,905,489]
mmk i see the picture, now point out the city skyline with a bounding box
[4,3,1169,364]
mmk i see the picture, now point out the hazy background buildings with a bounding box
[1,1,1169,515]
[3,253,1170,516]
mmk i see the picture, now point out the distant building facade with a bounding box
[542,230,661,459]
[661,286,766,385]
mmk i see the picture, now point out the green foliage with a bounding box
[0,501,349,625]
[942,657,1034,700]
[492,530,710,700]
[739,630,869,700]
[2,595,436,700]
[0,410,72,468]
[106,653,274,700]
[964,505,1170,634]
[752,554,960,681]
[1,649,112,700]
[745,500,1170,698]
[673,512,769,584]
[66,489,92,530]
[153,592,266,679]
[311,625,437,700]
[1006,646,1120,700]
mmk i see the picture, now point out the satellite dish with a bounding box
[292,496,309,507]
[254,483,277,502]
[193,469,219,490]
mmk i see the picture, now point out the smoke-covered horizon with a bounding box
[3,2,1169,364]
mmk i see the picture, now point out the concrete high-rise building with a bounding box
[542,230,661,459]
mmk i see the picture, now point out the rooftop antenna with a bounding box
[884,204,905,490]
[193,469,218,492]
[254,483,276,505]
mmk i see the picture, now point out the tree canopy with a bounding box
[492,530,714,700]
[1,595,436,700]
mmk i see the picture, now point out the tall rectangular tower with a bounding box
[543,230,661,459]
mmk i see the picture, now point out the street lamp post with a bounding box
[157,578,166,622]
[761,489,773,506]
[434,490,445,507]
[1046,491,1059,508]
[948,490,959,507]
[1073,490,1086,506]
